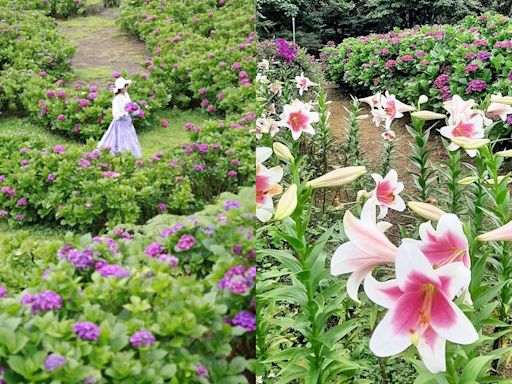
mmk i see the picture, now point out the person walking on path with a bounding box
[98,77,143,157]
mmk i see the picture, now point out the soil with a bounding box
[326,85,447,194]
[56,7,150,84]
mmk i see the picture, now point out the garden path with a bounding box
[326,86,447,198]
[56,6,149,83]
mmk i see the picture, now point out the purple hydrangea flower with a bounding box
[92,237,119,254]
[224,200,241,210]
[130,330,156,347]
[476,51,491,61]
[44,354,66,372]
[176,234,196,251]
[145,242,165,258]
[218,265,255,295]
[230,311,256,331]
[102,171,120,178]
[97,264,131,278]
[73,322,100,341]
[66,248,94,270]
[158,254,179,267]
[157,203,167,212]
[16,197,27,207]
[0,210,7,218]
[466,79,487,94]
[160,223,184,238]
[24,290,62,313]
[197,364,209,377]
[0,285,7,298]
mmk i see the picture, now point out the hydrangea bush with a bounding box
[0,189,255,383]
[323,12,512,139]
[0,119,253,231]
[119,0,256,116]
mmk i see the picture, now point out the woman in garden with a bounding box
[97,77,143,157]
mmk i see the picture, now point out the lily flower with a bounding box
[331,199,397,302]
[443,95,477,124]
[278,99,319,140]
[486,100,512,122]
[439,113,484,157]
[274,184,298,220]
[371,169,406,219]
[476,220,512,242]
[359,92,382,109]
[365,243,478,373]
[379,91,415,130]
[255,117,279,139]
[295,72,317,95]
[405,214,470,269]
[256,147,283,222]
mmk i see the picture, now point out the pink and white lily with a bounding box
[295,72,317,96]
[476,220,512,242]
[255,117,279,139]
[379,91,415,130]
[406,213,470,269]
[256,147,283,222]
[486,95,512,122]
[365,243,478,373]
[439,113,485,157]
[443,95,477,124]
[359,92,382,109]
[371,169,406,219]
[331,199,397,302]
[278,99,319,140]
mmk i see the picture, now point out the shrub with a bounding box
[119,0,256,116]
[0,115,254,232]
[0,0,84,18]
[324,12,512,139]
[0,189,255,383]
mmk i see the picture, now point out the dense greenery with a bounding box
[257,0,512,52]
[119,0,256,116]
[324,13,512,139]
[0,188,255,383]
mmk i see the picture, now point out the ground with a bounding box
[56,7,149,83]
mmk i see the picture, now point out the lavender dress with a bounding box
[97,93,142,157]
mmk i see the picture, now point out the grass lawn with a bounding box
[0,108,205,157]
[0,222,68,243]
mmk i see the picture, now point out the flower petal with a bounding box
[395,243,439,292]
[364,275,402,309]
[346,266,373,303]
[430,291,478,345]
[435,262,471,299]
[417,327,446,373]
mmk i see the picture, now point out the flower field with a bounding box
[256,35,512,383]
[0,0,256,381]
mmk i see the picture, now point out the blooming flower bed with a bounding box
[0,0,84,18]
[0,114,253,231]
[0,188,255,383]
[323,12,512,139]
[119,0,256,116]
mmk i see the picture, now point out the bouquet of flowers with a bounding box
[125,102,145,118]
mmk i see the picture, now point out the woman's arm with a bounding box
[112,96,128,120]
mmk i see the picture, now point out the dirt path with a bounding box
[327,86,446,197]
[56,7,150,84]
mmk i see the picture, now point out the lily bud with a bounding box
[496,149,512,158]
[476,221,512,242]
[356,189,369,202]
[484,175,509,185]
[407,201,446,221]
[411,110,446,121]
[356,114,369,121]
[490,95,512,105]
[272,142,294,163]
[274,184,298,220]
[457,176,479,185]
[306,166,366,189]
[451,137,490,150]
[418,95,429,105]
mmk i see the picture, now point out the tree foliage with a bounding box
[257,0,512,52]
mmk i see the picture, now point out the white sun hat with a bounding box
[114,77,132,92]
